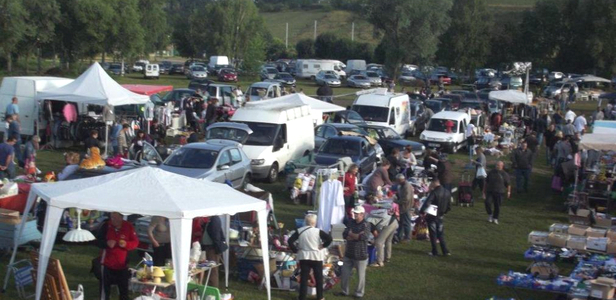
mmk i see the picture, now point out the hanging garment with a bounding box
[63,103,78,122]
[317,179,345,232]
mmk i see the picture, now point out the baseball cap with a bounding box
[352,205,365,214]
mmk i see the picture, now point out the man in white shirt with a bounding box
[466,122,476,156]
[573,114,587,134]
[565,109,576,123]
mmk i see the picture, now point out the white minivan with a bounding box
[419,111,471,154]
[229,97,314,182]
[245,82,282,102]
[144,64,160,79]
[351,91,411,137]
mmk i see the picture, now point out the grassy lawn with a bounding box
[0,72,597,299]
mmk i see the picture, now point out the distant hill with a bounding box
[262,0,537,47]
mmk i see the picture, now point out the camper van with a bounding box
[229,98,314,182]
[246,82,282,102]
[295,59,344,80]
[419,111,471,154]
[144,64,160,79]
[351,91,411,137]
[0,77,74,136]
[345,60,367,75]
[208,56,230,73]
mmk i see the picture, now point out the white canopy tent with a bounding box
[10,167,271,300]
[488,90,533,105]
[580,133,616,152]
[592,121,616,135]
[35,62,150,106]
[274,93,345,125]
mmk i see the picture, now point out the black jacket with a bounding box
[203,216,228,254]
[420,185,451,218]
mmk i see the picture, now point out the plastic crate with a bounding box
[187,283,221,300]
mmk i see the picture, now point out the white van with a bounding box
[345,60,366,75]
[144,64,160,79]
[246,82,282,102]
[351,91,411,136]
[295,59,337,80]
[229,97,314,182]
[0,77,73,136]
[208,56,229,69]
[419,111,471,154]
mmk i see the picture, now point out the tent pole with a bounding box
[104,124,109,159]
[224,214,230,289]
[257,209,271,300]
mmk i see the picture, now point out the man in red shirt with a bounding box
[96,212,138,300]
[445,120,454,133]
[340,164,359,218]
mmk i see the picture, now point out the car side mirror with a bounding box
[218,164,230,170]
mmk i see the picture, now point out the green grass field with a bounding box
[0,72,597,300]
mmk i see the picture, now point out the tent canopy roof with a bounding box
[580,133,616,151]
[121,84,173,96]
[489,90,532,105]
[35,63,150,106]
[279,93,344,113]
[31,167,266,218]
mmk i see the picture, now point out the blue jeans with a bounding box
[398,211,414,241]
[537,132,544,149]
[0,162,15,179]
[427,216,449,255]
[515,168,531,192]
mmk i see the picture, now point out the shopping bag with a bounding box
[551,176,562,192]
[476,167,487,178]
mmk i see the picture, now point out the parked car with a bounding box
[316,73,341,87]
[459,100,484,112]
[314,123,368,150]
[440,94,463,110]
[314,135,377,176]
[529,74,545,85]
[432,98,453,111]
[424,99,447,113]
[323,110,367,125]
[100,62,110,70]
[162,88,196,104]
[430,73,452,85]
[399,71,418,84]
[408,100,426,136]
[475,77,502,90]
[260,67,279,81]
[548,71,565,82]
[217,68,238,82]
[144,64,160,79]
[359,124,424,157]
[269,72,296,87]
[187,79,215,91]
[477,88,494,101]
[364,70,383,86]
[159,61,172,74]
[245,82,282,102]
[108,64,124,76]
[169,64,185,75]
[159,141,252,189]
[132,60,149,72]
[450,90,480,101]
[541,81,578,98]
[420,111,471,154]
[500,75,523,90]
[187,65,208,80]
[347,75,372,88]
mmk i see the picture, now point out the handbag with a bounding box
[551,175,563,191]
[476,166,487,178]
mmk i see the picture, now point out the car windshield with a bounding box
[192,67,205,71]
[320,139,360,156]
[242,122,279,146]
[109,65,121,70]
[380,128,400,139]
[427,119,459,133]
[402,72,413,76]
[249,87,267,96]
[354,76,367,80]
[366,72,378,77]
[280,73,293,79]
[324,75,336,79]
[165,91,193,101]
[267,68,277,74]
[352,105,388,122]
[207,127,249,142]
[460,102,482,110]
[164,148,218,169]
[425,101,441,112]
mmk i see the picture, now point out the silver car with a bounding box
[364,71,383,86]
[316,73,341,87]
[159,140,252,189]
[347,75,372,88]
[187,66,208,80]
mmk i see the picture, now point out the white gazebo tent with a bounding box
[488,90,533,105]
[11,167,272,300]
[580,133,616,152]
[274,93,345,125]
[35,62,151,155]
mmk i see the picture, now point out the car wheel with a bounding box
[266,163,278,183]
[450,144,458,154]
[311,76,316,81]
[241,173,252,190]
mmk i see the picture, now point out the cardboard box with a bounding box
[547,233,569,248]
[590,277,616,300]
[569,208,592,225]
[0,208,20,224]
[549,223,570,234]
[607,227,616,240]
[607,242,616,254]
[587,228,608,238]
[569,224,590,236]
[587,237,611,252]
[567,236,587,251]
[528,231,549,246]
[596,216,615,229]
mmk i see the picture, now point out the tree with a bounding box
[0,0,27,72]
[243,33,266,73]
[362,0,452,81]
[296,39,315,58]
[437,0,491,76]
[266,37,295,60]
[314,32,339,59]
[20,0,60,73]
[139,0,169,55]
[105,0,145,61]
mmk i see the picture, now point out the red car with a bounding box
[430,73,452,85]
[217,68,238,82]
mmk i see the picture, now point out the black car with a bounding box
[162,88,196,104]
[475,77,502,90]
[159,61,172,74]
[108,64,124,76]
[323,110,366,125]
[314,135,377,176]
[187,80,215,91]
[314,123,368,149]
[440,94,463,110]
[432,98,453,111]
[358,124,425,157]
[425,99,447,113]
[169,64,185,75]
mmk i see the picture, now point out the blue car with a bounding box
[314,135,377,175]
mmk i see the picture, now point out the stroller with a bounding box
[456,171,474,207]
